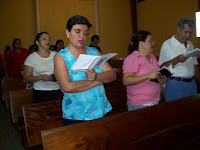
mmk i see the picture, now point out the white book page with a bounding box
[185,48,200,57]
[92,53,118,69]
[71,54,99,72]
[159,63,174,74]
[71,53,118,72]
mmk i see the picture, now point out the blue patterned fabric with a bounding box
[58,46,112,121]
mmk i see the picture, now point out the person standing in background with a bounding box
[89,35,102,53]
[4,38,29,78]
[55,40,64,52]
[23,32,62,103]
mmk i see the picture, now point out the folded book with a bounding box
[71,53,118,72]
[150,64,173,83]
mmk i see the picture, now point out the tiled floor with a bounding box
[0,101,24,150]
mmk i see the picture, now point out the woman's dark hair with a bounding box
[34,32,49,51]
[3,45,11,55]
[29,44,35,54]
[66,15,92,32]
[50,45,56,51]
[128,30,151,54]
[91,35,99,41]
[55,40,64,50]
[12,38,21,49]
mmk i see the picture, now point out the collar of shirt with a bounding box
[171,35,190,49]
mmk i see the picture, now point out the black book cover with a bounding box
[50,74,57,82]
[150,68,172,83]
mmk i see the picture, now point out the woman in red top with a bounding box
[4,38,29,78]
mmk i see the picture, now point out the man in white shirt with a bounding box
[158,16,200,102]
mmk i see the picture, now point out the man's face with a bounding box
[177,24,193,43]
[91,38,99,47]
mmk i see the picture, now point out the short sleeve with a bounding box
[188,42,198,65]
[24,53,35,67]
[4,51,12,62]
[158,41,170,66]
[194,56,198,65]
[123,54,139,73]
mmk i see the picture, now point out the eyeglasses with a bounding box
[72,29,90,37]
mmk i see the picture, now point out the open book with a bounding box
[71,53,118,72]
[185,48,200,57]
[150,64,174,83]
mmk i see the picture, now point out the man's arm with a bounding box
[158,41,189,68]
[160,54,189,68]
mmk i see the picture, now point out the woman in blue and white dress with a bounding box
[54,15,116,126]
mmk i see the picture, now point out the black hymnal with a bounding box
[150,68,172,83]
[50,74,57,82]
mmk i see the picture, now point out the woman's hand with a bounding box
[148,70,160,79]
[157,75,167,84]
[85,69,97,82]
[41,74,53,82]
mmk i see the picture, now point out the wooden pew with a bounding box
[10,89,33,124]
[1,78,26,110]
[22,99,63,148]
[10,89,33,149]
[108,58,124,68]
[104,71,127,115]
[41,94,200,150]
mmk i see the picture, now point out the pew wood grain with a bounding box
[41,94,200,150]
[1,78,26,110]
[10,89,33,123]
[22,99,63,148]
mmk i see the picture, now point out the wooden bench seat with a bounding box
[1,78,26,111]
[9,89,33,149]
[22,99,63,148]
[10,89,33,124]
[41,94,200,150]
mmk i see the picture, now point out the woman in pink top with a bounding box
[123,31,167,111]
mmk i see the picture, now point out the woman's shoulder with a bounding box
[149,53,157,60]
[125,51,141,60]
[50,50,57,56]
[24,52,37,65]
[57,47,68,55]
[26,52,37,59]
[85,46,99,56]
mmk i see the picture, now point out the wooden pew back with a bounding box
[41,94,200,150]
[104,71,127,115]
[108,59,124,68]
[22,99,63,147]
[10,89,33,123]
[1,78,26,110]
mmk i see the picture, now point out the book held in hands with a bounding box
[71,53,118,72]
[185,48,200,57]
[150,64,174,83]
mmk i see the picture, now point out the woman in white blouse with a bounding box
[23,32,63,103]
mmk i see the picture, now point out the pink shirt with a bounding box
[123,51,161,105]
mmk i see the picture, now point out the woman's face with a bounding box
[13,40,22,49]
[57,42,64,50]
[37,33,51,50]
[66,24,89,49]
[142,34,154,53]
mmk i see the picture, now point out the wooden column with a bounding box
[130,0,137,34]
[199,0,200,10]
